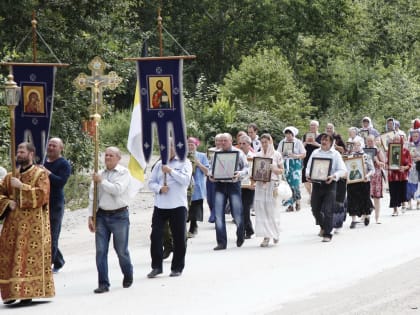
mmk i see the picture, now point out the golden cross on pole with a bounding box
[73,56,122,228]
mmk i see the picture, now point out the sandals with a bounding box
[260,238,270,247]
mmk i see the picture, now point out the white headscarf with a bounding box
[362,116,373,129]
[283,126,299,137]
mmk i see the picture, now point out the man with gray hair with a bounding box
[88,146,134,293]
[42,137,72,273]
[210,133,249,250]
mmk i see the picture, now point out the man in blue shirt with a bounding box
[186,137,209,238]
[42,137,71,273]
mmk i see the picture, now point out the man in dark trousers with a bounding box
[147,141,192,278]
[42,137,71,273]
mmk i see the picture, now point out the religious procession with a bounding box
[1,2,420,313]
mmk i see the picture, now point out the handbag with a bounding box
[276,176,292,200]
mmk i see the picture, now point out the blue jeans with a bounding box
[214,182,244,247]
[206,178,215,220]
[95,209,133,288]
[50,199,65,269]
[150,206,187,272]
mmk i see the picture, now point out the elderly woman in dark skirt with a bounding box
[347,140,375,228]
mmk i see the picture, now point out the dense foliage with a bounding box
[0,0,419,166]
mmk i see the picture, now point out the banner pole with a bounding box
[31,11,37,63]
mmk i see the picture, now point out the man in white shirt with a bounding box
[147,141,192,278]
[306,134,347,242]
[88,147,134,293]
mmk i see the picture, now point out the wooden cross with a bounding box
[73,56,122,113]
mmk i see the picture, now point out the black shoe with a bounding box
[93,286,109,294]
[350,221,357,229]
[169,270,182,277]
[213,244,226,251]
[244,234,251,239]
[147,268,163,278]
[52,261,65,274]
[364,217,370,226]
[123,275,133,288]
[162,247,172,260]
[19,299,32,305]
[3,299,16,305]
[236,238,244,247]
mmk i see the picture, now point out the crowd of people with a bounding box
[1,116,420,304]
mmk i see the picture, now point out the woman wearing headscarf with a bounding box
[387,135,412,216]
[277,126,306,211]
[360,117,380,138]
[365,135,386,223]
[406,129,420,210]
[254,134,284,247]
[347,140,375,228]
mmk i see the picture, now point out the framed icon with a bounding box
[22,85,46,114]
[309,157,332,183]
[251,157,272,182]
[363,147,377,163]
[344,155,365,184]
[388,143,402,170]
[211,151,239,180]
[346,142,354,154]
[281,141,294,157]
[148,76,172,109]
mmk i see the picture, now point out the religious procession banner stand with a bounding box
[124,9,196,167]
[73,56,122,227]
[124,55,195,165]
[1,13,69,167]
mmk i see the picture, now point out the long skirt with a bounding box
[254,181,281,239]
[389,180,408,207]
[347,182,373,217]
[284,159,302,205]
[333,179,347,228]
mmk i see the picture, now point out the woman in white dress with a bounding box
[254,133,285,247]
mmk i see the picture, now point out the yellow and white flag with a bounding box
[127,82,146,197]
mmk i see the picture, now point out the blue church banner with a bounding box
[11,64,56,163]
[136,57,189,164]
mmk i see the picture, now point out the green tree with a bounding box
[220,47,313,132]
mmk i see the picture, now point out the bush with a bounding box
[100,109,131,151]
[64,173,91,211]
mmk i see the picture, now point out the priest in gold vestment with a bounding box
[0,142,54,305]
